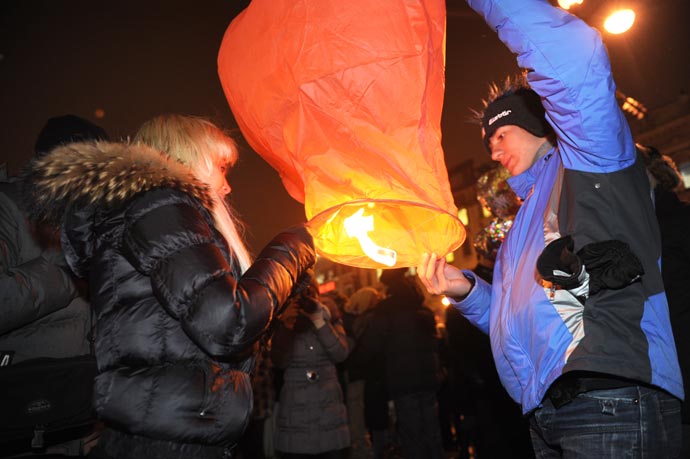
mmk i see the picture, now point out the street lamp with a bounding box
[556,1,637,35]
[557,0,583,9]
[604,8,636,34]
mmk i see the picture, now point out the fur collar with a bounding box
[24,141,214,224]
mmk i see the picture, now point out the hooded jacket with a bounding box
[24,141,316,446]
[455,0,683,414]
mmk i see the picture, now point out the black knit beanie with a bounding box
[481,88,553,152]
[34,114,109,157]
[379,267,408,286]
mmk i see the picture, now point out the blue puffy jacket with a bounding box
[456,0,683,414]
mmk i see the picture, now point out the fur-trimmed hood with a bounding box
[24,141,214,224]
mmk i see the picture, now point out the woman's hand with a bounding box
[306,302,331,329]
[417,253,472,299]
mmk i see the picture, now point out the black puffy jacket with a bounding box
[24,141,315,446]
[0,178,90,363]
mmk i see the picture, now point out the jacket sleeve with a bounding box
[449,270,492,335]
[122,189,316,359]
[314,318,350,364]
[466,0,636,171]
[0,193,77,335]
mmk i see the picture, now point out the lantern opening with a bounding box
[307,199,465,269]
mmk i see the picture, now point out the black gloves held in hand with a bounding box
[537,235,644,295]
[536,235,583,289]
[578,240,644,295]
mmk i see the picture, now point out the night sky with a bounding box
[1,0,688,254]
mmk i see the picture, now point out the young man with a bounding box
[417,0,684,457]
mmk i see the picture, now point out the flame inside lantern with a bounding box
[343,208,397,267]
[218,0,465,268]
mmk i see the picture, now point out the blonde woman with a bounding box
[25,114,316,459]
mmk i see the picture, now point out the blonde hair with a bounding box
[134,114,252,273]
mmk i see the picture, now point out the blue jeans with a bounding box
[529,385,681,458]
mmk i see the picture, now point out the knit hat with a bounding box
[35,114,109,157]
[481,88,553,152]
[379,267,408,286]
[345,287,380,315]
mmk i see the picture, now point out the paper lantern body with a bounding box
[218,0,465,268]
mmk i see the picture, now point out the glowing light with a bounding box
[441,296,451,307]
[458,208,469,226]
[604,9,635,34]
[318,280,336,294]
[344,209,397,267]
[557,0,582,10]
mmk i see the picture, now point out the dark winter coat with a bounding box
[270,302,350,454]
[24,141,316,447]
[0,178,90,363]
[355,279,441,400]
[655,189,690,423]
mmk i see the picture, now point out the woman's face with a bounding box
[208,162,231,197]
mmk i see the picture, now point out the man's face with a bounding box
[486,125,543,176]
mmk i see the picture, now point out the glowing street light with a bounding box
[557,0,583,10]
[604,9,636,34]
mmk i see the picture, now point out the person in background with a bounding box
[417,0,683,457]
[639,144,690,457]
[270,278,351,459]
[1,115,106,364]
[472,165,521,283]
[356,268,445,459]
[0,115,108,456]
[24,114,316,459]
[341,287,381,459]
[438,165,533,459]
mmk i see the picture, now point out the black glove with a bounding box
[577,240,644,295]
[537,235,584,289]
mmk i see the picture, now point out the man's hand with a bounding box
[417,253,472,299]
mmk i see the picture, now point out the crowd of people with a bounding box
[1,0,687,458]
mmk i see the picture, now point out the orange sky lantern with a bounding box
[218,0,465,268]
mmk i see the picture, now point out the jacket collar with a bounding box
[24,141,214,224]
[507,142,556,199]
